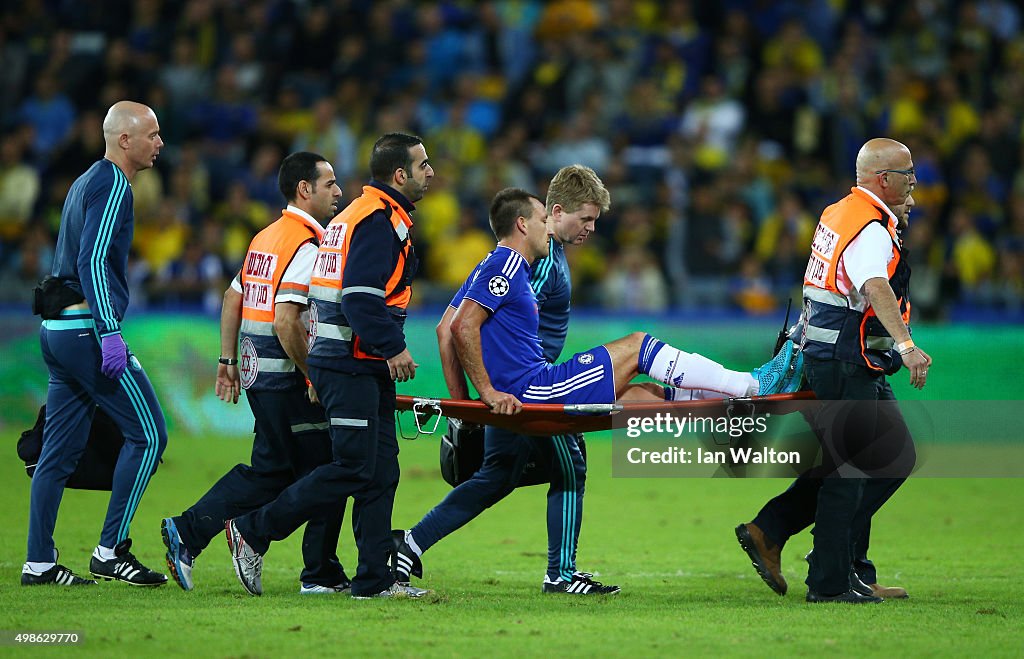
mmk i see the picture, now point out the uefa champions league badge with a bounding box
[239,336,258,389]
[488,275,510,297]
[578,353,594,365]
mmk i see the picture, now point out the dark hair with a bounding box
[489,188,544,239]
[278,151,327,202]
[370,133,423,182]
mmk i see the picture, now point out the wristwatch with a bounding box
[218,357,238,365]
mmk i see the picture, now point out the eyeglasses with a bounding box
[876,168,915,179]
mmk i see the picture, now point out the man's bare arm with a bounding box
[450,300,522,415]
[862,277,932,389]
[436,305,470,400]
[216,286,243,404]
[862,278,910,344]
[274,301,310,378]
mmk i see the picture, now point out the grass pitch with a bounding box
[1,434,1022,658]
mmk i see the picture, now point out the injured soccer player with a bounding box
[442,188,803,416]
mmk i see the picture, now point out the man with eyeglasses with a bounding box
[735,138,929,604]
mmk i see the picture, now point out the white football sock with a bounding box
[649,347,755,397]
[666,388,730,401]
[730,371,760,397]
[93,545,117,561]
[23,561,56,574]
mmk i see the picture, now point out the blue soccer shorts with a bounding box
[519,346,615,405]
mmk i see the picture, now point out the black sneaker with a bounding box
[542,571,620,595]
[806,589,883,604]
[22,564,97,586]
[390,529,422,584]
[89,539,168,586]
[803,550,876,599]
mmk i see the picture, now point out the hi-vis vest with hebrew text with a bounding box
[801,187,911,374]
[238,209,322,391]
[307,186,413,364]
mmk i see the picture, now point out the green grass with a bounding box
[1,435,1022,657]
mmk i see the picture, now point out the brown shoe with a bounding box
[735,523,787,595]
[869,583,908,599]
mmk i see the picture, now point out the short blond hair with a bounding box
[546,164,611,215]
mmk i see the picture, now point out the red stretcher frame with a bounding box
[395,391,816,437]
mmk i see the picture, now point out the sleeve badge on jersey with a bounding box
[488,275,510,297]
[578,353,594,365]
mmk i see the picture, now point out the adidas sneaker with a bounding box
[542,571,620,595]
[752,340,795,396]
[780,344,805,394]
[89,539,167,586]
[22,564,96,586]
[390,529,423,584]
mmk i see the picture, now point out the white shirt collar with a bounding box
[854,186,898,229]
[285,205,324,235]
[497,244,530,259]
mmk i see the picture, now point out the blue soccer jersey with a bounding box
[451,246,547,396]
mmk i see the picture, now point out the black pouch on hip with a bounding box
[32,276,85,319]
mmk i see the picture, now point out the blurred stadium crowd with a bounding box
[1,0,1023,318]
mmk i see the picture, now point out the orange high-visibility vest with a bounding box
[238,209,322,390]
[308,186,413,362]
[801,187,911,374]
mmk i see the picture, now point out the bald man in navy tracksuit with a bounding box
[22,101,168,587]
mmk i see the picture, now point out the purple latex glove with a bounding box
[100,333,128,380]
